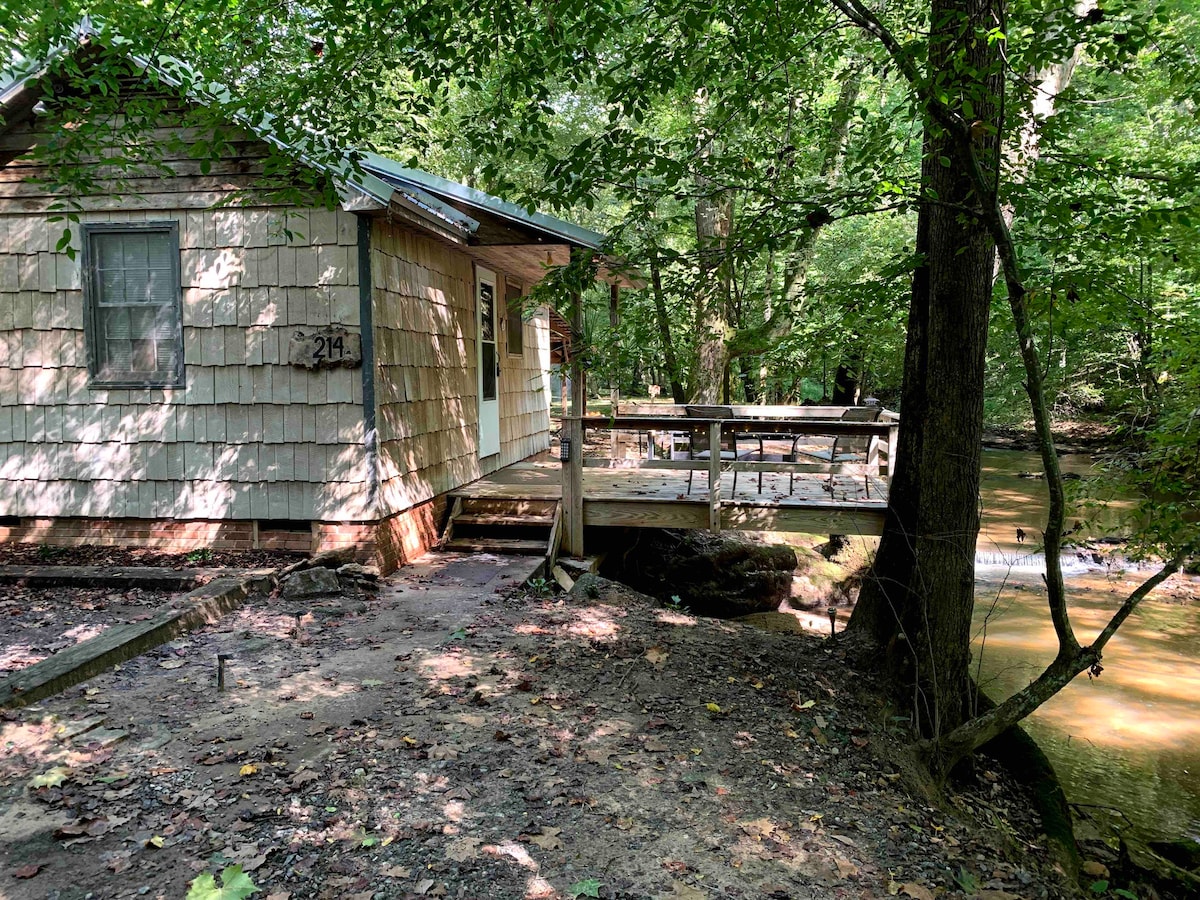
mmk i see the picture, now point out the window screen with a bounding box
[506,281,524,356]
[84,223,183,387]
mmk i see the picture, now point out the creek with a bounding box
[973,450,1200,840]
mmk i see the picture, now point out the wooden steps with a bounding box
[441,497,562,563]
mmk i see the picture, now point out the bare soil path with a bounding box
[1,553,1070,900]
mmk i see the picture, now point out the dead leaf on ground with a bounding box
[645,646,669,667]
[662,881,707,899]
[445,837,481,861]
[412,879,437,895]
[159,659,186,669]
[290,769,319,787]
[12,864,42,879]
[835,857,859,878]
[380,865,411,878]
[525,827,563,850]
[900,884,935,900]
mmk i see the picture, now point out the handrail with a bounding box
[576,414,893,437]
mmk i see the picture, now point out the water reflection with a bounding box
[974,452,1200,838]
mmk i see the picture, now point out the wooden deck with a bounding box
[452,459,889,538]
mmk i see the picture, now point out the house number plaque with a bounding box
[288,327,363,370]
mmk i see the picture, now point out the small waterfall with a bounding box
[975,549,1106,575]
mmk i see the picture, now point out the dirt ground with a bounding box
[0,545,303,570]
[0,554,1074,900]
[0,585,181,675]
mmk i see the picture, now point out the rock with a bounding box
[1081,861,1110,879]
[309,549,356,570]
[603,530,796,618]
[336,563,379,581]
[280,549,357,578]
[281,568,341,598]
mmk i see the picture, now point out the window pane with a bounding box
[87,226,181,385]
[480,282,495,341]
[481,342,497,401]
[506,283,523,356]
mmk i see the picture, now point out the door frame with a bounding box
[476,266,501,458]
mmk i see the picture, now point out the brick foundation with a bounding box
[0,497,449,574]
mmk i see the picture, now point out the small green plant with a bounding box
[35,544,57,562]
[568,878,603,899]
[664,594,690,614]
[185,864,259,900]
[952,867,979,893]
[187,548,215,564]
[525,576,553,598]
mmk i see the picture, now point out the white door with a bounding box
[476,267,501,458]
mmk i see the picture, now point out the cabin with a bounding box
[0,29,617,572]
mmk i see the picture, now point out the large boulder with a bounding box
[603,530,796,618]
[281,567,341,598]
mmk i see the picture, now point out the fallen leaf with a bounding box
[705,702,722,713]
[644,646,669,667]
[835,857,859,878]
[446,837,481,861]
[146,835,165,849]
[526,827,563,850]
[663,881,707,899]
[13,863,42,878]
[290,770,319,788]
[30,766,70,788]
[160,659,186,669]
[361,679,383,688]
[900,884,935,900]
[413,879,436,895]
[380,865,411,878]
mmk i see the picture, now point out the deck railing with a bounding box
[560,412,898,556]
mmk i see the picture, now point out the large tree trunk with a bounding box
[691,184,734,403]
[649,257,688,403]
[847,0,1003,741]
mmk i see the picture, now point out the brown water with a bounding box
[973,451,1200,839]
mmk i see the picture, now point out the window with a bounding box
[83,223,183,387]
[505,281,524,356]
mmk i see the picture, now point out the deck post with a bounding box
[708,420,722,532]
[562,416,585,556]
[887,424,899,478]
[609,283,620,457]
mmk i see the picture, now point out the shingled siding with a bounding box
[370,219,551,520]
[0,197,372,526]
[498,292,552,465]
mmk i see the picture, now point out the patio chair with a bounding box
[789,405,882,496]
[672,405,760,495]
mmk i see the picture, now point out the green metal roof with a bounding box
[361,152,606,250]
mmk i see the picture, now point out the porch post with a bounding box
[708,420,722,532]
[609,282,620,457]
[562,416,585,556]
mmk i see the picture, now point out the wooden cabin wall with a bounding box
[370,219,552,520]
[371,219,478,517]
[498,296,551,463]
[0,116,371,533]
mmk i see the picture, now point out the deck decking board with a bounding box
[450,459,889,537]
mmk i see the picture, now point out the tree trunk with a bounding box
[830,346,864,405]
[691,178,733,403]
[649,257,687,403]
[847,0,1003,740]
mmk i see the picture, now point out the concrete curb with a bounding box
[0,573,275,709]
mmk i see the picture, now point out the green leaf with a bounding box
[568,878,603,899]
[1089,880,1109,894]
[185,865,259,900]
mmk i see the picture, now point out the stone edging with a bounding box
[0,572,275,709]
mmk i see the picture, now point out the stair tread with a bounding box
[444,538,548,553]
[454,513,555,526]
